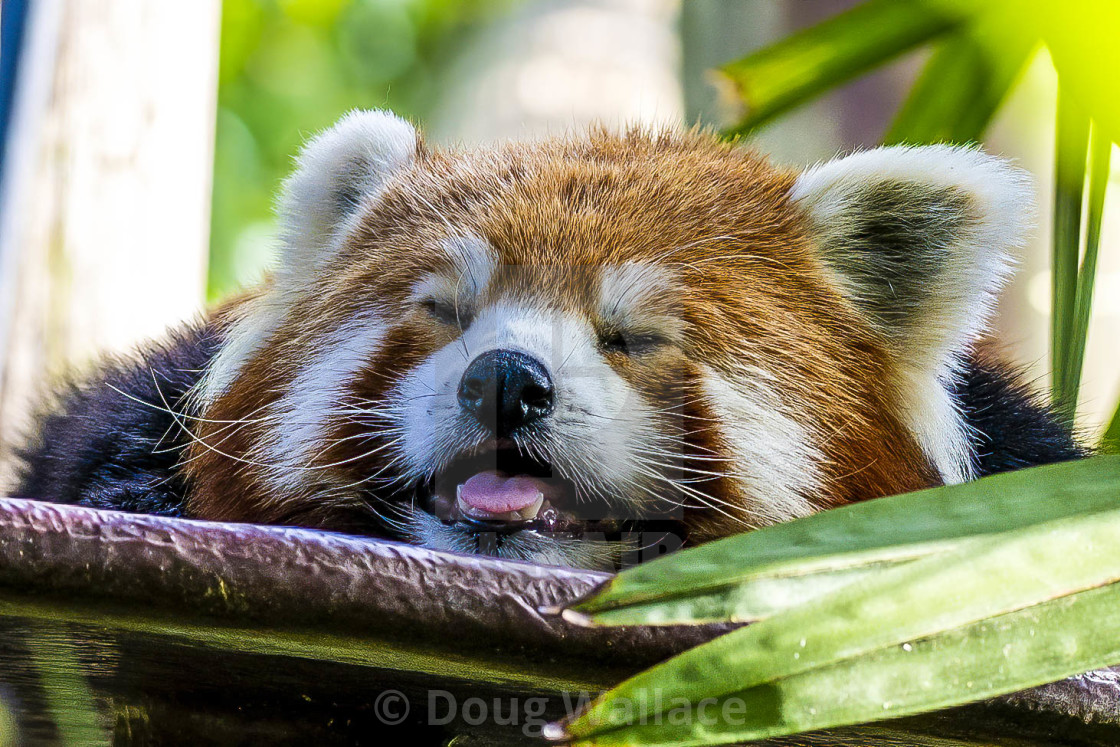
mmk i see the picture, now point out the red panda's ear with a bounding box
[791,145,1033,484]
[791,144,1031,369]
[277,109,418,280]
[194,111,417,407]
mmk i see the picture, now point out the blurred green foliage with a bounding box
[210,0,507,301]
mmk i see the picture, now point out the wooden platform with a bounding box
[0,498,1115,745]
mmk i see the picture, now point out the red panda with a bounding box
[16,110,1083,569]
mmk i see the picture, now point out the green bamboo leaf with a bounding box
[1050,88,1091,425]
[1104,402,1120,454]
[567,456,1120,625]
[1036,0,1120,145]
[580,562,905,628]
[1064,126,1112,424]
[559,506,1120,744]
[883,22,1034,145]
[717,0,965,137]
[563,582,1120,747]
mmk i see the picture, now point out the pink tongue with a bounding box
[459,471,546,513]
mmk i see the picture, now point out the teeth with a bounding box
[518,494,546,520]
[455,485,545,522]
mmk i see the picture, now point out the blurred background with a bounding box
[1,0,1117,481]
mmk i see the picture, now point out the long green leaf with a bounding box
[562,583,1120,747]
[567,456,1120,626]
[883,22,1034,145]
[717,0,965,137]
[559,506,1120,745]
[1104,402,1120,454]
[577,562,911,628]
[1050,87,1091,425]
[1036,0,1120,145]
[1065,126,1112,423]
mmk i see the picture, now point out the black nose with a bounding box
[457,349,554,436]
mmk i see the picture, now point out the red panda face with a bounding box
[184,111,1030,569]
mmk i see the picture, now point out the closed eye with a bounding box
[421,298,470,328]
[599,329,667,356]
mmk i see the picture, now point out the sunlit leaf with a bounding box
[717,0,965,137]
[562,581,1120,747]
[575,563,908,628]
[567,456,1120,626]
[883,21,1034,145]
[1103,403,1120,455]
[1035,0,1120,145]
[1050,89,1091,425]
[559,502,1120,745]
[1064,127,1113,422]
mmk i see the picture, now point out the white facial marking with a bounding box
[260,312,387,496]
[444,234,496,298]
[194,288,291,407]
[597,262,686,344]
[700,364,821,525]
[898,364,975,485]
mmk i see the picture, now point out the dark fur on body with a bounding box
[15,323,222,516]
[15,329,1084,524]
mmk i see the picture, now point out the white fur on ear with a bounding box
[197,110,417,406]
[791,145,1033,484]
[277,109,418,280]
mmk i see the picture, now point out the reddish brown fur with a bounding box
[185,128,938,541]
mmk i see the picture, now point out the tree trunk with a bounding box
[0,0,221,487]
